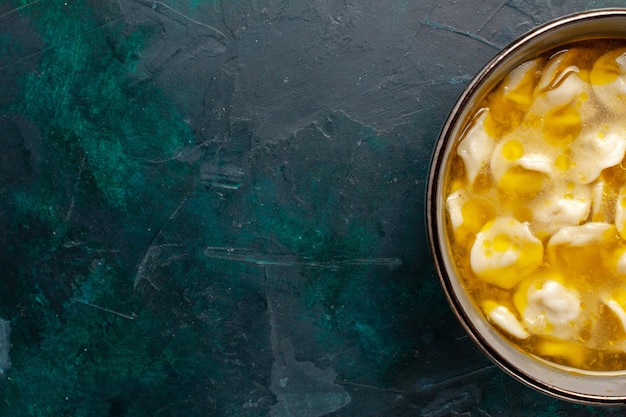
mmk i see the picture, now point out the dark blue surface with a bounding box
[2,0,626,415]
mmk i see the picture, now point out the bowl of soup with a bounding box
[427,9,626,404]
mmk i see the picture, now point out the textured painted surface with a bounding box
[2,0,626,416]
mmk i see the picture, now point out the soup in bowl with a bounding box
[427,9,626,404]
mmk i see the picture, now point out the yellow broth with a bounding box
[445,39,626,371]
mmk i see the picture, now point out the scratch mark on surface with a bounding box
[0,0,41,19]
[65,153,86,222]
[476,1,506,34]
[133,197,188,290]
[423,15,502,50]
[134,0,227,39]
[338,380,408,394]
[72,298,137,320]
[205,247,403,270]
[200,163,244,190]
[414,364,497,396]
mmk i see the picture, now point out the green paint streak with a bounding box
[0,2,241,416]
[12,2,191,212]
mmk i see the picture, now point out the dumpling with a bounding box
[470,217,543,289]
